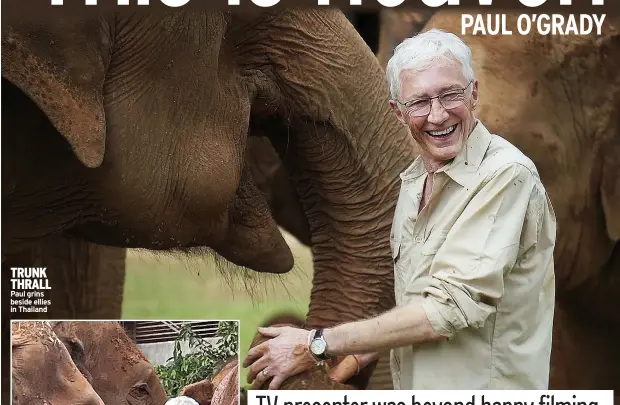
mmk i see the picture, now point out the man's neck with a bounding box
[423,158,448,174]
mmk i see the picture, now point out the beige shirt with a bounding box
[389,120,557,390]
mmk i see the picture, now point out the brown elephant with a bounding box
[376,10,435,68]
[11,321,105,405]
[209,357,239,405]
[0,9,409,325]
[2,7,413,397]
[179,356,239,405]
[53,321,168,405]
[180,379,214,405]
[421,11,620,392]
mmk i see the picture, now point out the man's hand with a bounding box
[243,326,317,390]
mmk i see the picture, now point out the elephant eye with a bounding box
[127,382,150,403]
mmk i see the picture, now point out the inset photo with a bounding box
[10,319,240,405]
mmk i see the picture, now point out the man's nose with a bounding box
[426,98,449,125]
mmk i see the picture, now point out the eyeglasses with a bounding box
[396,80,474,117]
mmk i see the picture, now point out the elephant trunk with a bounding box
[248,8,415,388]
[273,8,413,326]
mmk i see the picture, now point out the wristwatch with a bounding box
[309,328,331,361]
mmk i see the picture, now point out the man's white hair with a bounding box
[386,29,476,101]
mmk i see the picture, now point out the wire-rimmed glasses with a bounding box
[396,80,474,117]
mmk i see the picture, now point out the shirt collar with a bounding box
[399,120,492,187]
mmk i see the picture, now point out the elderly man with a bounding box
[243,29,557,390]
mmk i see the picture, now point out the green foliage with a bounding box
[155,321,239,397]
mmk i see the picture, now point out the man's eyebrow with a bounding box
[407,84,463,99]
[438,84,462,92]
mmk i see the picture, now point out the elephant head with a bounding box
[53,321,168,405]
[178,356,239,405]
[3,8,413,389]
[11,321,105,405]
[2,8,412,270]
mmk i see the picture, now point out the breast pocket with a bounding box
[421,231,448,256]
[391,237,408,304]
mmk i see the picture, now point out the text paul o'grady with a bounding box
[461,13,606,35]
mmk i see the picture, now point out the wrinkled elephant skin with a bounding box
[210,358,240,405]
[3,15,289,274]
[11,321,105,405]
[2,8,412,276]
[54,321,168,405]
[246,137,311,246]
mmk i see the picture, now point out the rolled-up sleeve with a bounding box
[421,163,536,337]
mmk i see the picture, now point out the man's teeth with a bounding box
[427,125,456,136]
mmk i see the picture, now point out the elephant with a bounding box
[209,357,239,405]
[53,321,169,405]
[57,331,95,384]
[376,10,435,68]
[178,357,239,405]
[2,7,413,398]
[0,8,403,326]
[210,356,240,389]
[11,321,105,405]
[179,379,215,405]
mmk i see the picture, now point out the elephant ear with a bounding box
[2,20,108,168]
[601,135,620,241]
[599,29,620,241]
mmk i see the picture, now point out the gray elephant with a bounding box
[2,8,413,397]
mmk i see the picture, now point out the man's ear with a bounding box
[470,80,480,111]
[389,99,407,125]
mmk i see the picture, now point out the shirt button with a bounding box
[415,236,422,243]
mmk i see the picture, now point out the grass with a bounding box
[121,230,314,386]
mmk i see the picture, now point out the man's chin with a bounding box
[428,145,462,163]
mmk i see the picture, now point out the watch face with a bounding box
[310,339,326,355]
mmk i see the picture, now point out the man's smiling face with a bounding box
[391,60,479,169]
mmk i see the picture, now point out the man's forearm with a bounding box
[322,299,445,356]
